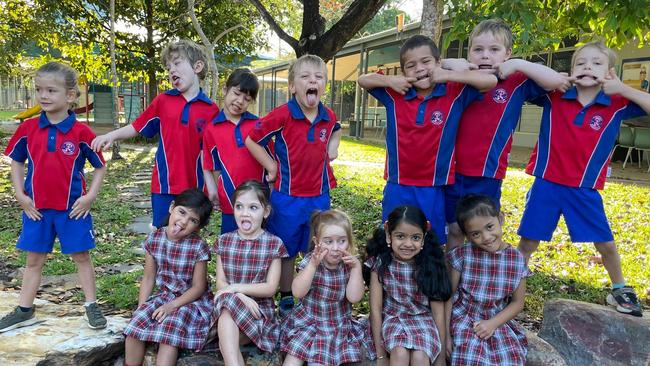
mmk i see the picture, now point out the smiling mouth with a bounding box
[415,74,428,81]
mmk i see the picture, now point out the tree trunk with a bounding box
[109,0,122,160]
[421,0,444,46]
[145,0,157,103]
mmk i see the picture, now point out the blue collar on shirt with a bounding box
[212,110,258,124]
[404,83,447,101]
[561,86,612,106]
[38,111,76,133]
[287,98,330,123]
[165,88,212,124]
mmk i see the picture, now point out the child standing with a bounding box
[357,35,497,245]
[518,41,648,317]
[245,54,342,315]
[443,19,570,249]
[123,189,214,366]
[365,206,451,366]
[0,62,107,332]
[282,210,374,366]
[211,180,288,365]
[92,40,219,228]
[202,68,272,234]
[446,194,529,365]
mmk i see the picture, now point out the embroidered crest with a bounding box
[60,141,76,155]
[430,110,444,125]
[195,118,206,133]
[589,115,603,130]
[255,120,263,129]
[319,128,328,142]
[492,88,508,103]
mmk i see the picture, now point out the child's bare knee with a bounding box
[594,241,617,256]
[70,251,91,264]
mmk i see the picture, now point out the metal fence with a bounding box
[0,75,36,110]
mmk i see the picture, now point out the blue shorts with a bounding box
[266,190,330,257]
[151,193,177,228]
[220,213,237,235]
[382,182,447,245]
[517,178,614,243]
[17,210,96,254]
[444,173,502,223]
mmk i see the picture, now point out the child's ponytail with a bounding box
[363,227,392,286]
[415,230,451,301]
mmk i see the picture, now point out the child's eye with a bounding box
[234,204,242,209]
[190,218,199,224]
[411,235,423,242]
[250,205,258,211]
[395,233,405,240]
[337,238,347,245]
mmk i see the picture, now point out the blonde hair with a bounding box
[160,40,208,80]
[571,41,617,70]
[288,54,327,85]
[469,18,513,51]
[36,62,80,106]
[309,209,354,254]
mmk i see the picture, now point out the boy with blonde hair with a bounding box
[92,40,219,228]
[246,54,342,315]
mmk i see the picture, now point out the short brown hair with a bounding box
[571,41,617,70]
[288,54,327,85]
[469,19,513,51]
[160,40,208,80]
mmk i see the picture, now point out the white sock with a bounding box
[84,301,96,307]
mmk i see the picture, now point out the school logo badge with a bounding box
[431,110,444,125]
[319,128,328,142]
[589,115,603,130]
[61,141,76,155]
[255,120,263,129]
[493,88,508,103]
[195,118,206,133]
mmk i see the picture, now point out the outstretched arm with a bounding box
[496,59,572,91]
[358,73,418,95]
[430,67,497,92]
[90,124,138,152]
[601,69,650,113]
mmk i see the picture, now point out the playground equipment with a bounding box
[13,103,95,123]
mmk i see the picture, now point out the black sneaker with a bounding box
[0,306,37,333]
[606,286,643,317]
[278,296,294,318]
[84,302,107,329]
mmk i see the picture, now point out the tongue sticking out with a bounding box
[171,224,182,236]
[241,220,253,231]
[306,92,318,107]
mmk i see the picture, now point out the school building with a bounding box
[251,20,650,148]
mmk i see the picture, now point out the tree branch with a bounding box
[247,0,299,50]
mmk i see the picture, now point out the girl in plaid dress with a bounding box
[365,205,451,366]
[124,189,214,366]
[211,180,287,365]
[446,194,529,366]
[282,209,374,366]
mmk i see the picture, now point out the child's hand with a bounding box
[70,194,95,219]
[493,60,519,79]
[90,134,114,152]
[16,193,42,220]
[473,319,497,339]
[265,166,278,184]
[207,191,220,211]
[341,250,361,270]
[428,66,452,84]
[152,302,178,323]
[236,293,261,319]
[388,75,417,95]
[215,284,235,298]
[376,356,389,366]
[600,69,626,95]
[558,72,575,92]
[309,244,328,267]
[442,58,477,72]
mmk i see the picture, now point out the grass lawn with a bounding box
[0,110,21,121]
[0,136,648,322]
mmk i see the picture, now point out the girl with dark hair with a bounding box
[446,194,529,365]
[365,205,451,366]
[124,188,214,366]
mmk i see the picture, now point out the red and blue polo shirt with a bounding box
[248,98,340,197]
[3,112,105,210]
[202,110,274,214]
[368,82,480,187]
[527,87,645,189]
[455,72,546,179]
[131,89,219,195]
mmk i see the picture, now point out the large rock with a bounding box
[538,298,650,366]
[525,329,567,366]
[0,292,130,366]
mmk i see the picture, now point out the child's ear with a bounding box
[168,202,175,213]
[263,205,271,219]
[222,85,228,96]
[498,212,505,225]
[383,221,391,243]
[426,220,432,232]
[66,89,77,105]
[193,60,205,75]
[505,48,512,60]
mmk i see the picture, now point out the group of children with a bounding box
[0,16,645,366]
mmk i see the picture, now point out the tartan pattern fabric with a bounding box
[211,230,288,352]
[366,256,441,361]
[447,244,530,366]
[281,253,375,365]
[123,228,213,349]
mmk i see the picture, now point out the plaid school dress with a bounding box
[211,230,288,352]
[366,256,441,361]
[281,253,375,365]
[447,244,530,366]
[123,228,213,350]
